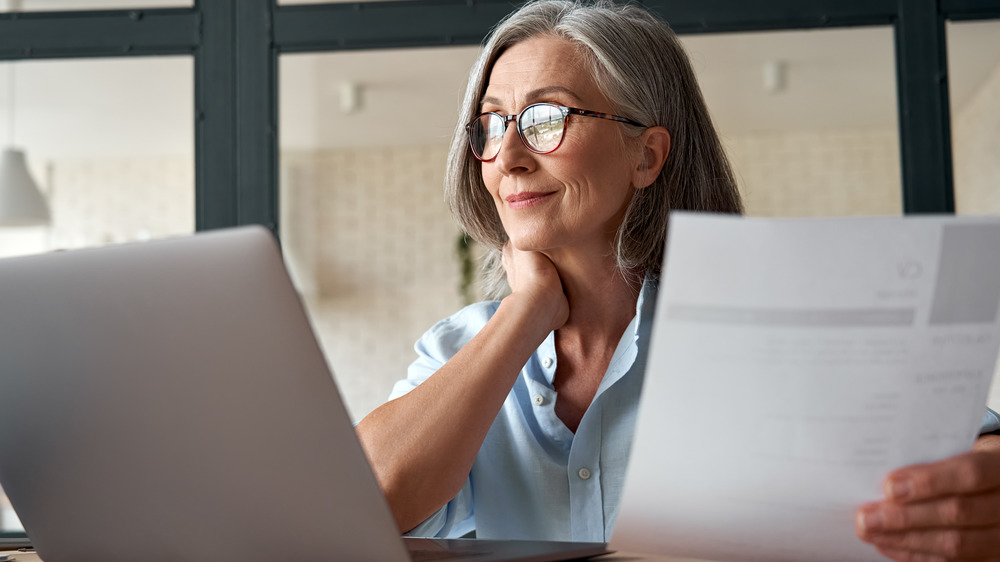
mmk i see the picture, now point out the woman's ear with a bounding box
[632,126,671,189]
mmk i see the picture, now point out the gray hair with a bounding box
[445,0,743,299]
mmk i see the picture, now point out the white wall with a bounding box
[954,59,1000,216]
[727,129,902,217]
[281,146,467,420]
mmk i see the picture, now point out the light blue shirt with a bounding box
[390,278,1000,542]
[390,277,657,542]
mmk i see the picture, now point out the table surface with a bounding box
[1,548,711,562]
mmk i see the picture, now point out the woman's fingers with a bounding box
[500,243,568,330]
[882,448,1000,504]
[857,440,1000,561]
[858,492,1000,533]
[864,526,1000,560]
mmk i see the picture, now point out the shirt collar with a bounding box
[532,273,658,388]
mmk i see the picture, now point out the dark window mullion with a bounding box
[943,0,1000,20]
[0,8,196,59]
[274,0,515,52]
[235,0,278,236]
[647,0,897,33]
[195,0,238,231]
[273,0,901,53]
[894,0,955,214]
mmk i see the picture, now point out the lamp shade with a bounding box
[0,147,51,226]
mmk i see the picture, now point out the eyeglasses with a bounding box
[466,102,647,162]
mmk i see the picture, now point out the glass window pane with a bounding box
[3,0,191,11]
[0,56,193,525]
[1,491,22,532]
[280,47,479,422]
[0,57,193,258]
[949,19,1000,216]
[681,27,902,217]
[948,18,1000,411]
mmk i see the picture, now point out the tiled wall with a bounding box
[0,157,194,254]
[726,129,902,217]
[50,155,195,249]
[281,146,470,421]
[954,60,1000,216]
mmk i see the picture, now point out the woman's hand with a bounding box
[359,244,572,533]
[501,243,569,333]
[856,434,1000,561]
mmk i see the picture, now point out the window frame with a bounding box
[0,0,996,234]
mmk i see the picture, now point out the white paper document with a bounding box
[613,213,1000,562]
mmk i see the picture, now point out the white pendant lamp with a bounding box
[1,4,51,227]
[0,146,51,226]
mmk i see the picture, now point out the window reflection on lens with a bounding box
[522,105,564,152]
[470,118,487,158]
[477,114,504,159]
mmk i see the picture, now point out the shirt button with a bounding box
[542,357,554,368]
[533,394,545,406]
[578,468,591,480]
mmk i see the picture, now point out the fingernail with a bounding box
[887,479,911,500]
[858,509,883,533]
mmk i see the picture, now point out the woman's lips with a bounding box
[505,191,555,210]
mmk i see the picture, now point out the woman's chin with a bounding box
[508,238,553,253]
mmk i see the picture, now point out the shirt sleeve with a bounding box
[388,301,499,538]
[981,407,1000,435]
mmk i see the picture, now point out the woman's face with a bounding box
[480,35,641,259]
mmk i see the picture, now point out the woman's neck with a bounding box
[543,249,643,432]
[545,248,642,346]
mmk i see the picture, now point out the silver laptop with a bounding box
[0,227,608,562]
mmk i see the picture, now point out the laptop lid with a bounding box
[0,227,608,562]
[0,227,411,562]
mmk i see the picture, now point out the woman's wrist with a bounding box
[499,289,567,337]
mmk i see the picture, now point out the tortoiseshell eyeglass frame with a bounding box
[466,102,648,162]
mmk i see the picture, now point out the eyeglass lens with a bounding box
[470,104,567,161]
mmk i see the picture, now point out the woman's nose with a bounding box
[493,121,535,175]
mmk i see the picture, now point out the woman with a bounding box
[356,1,1000,560]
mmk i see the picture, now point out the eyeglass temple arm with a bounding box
[565,107,647,128]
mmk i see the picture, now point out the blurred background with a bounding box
[1,0,998,534]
